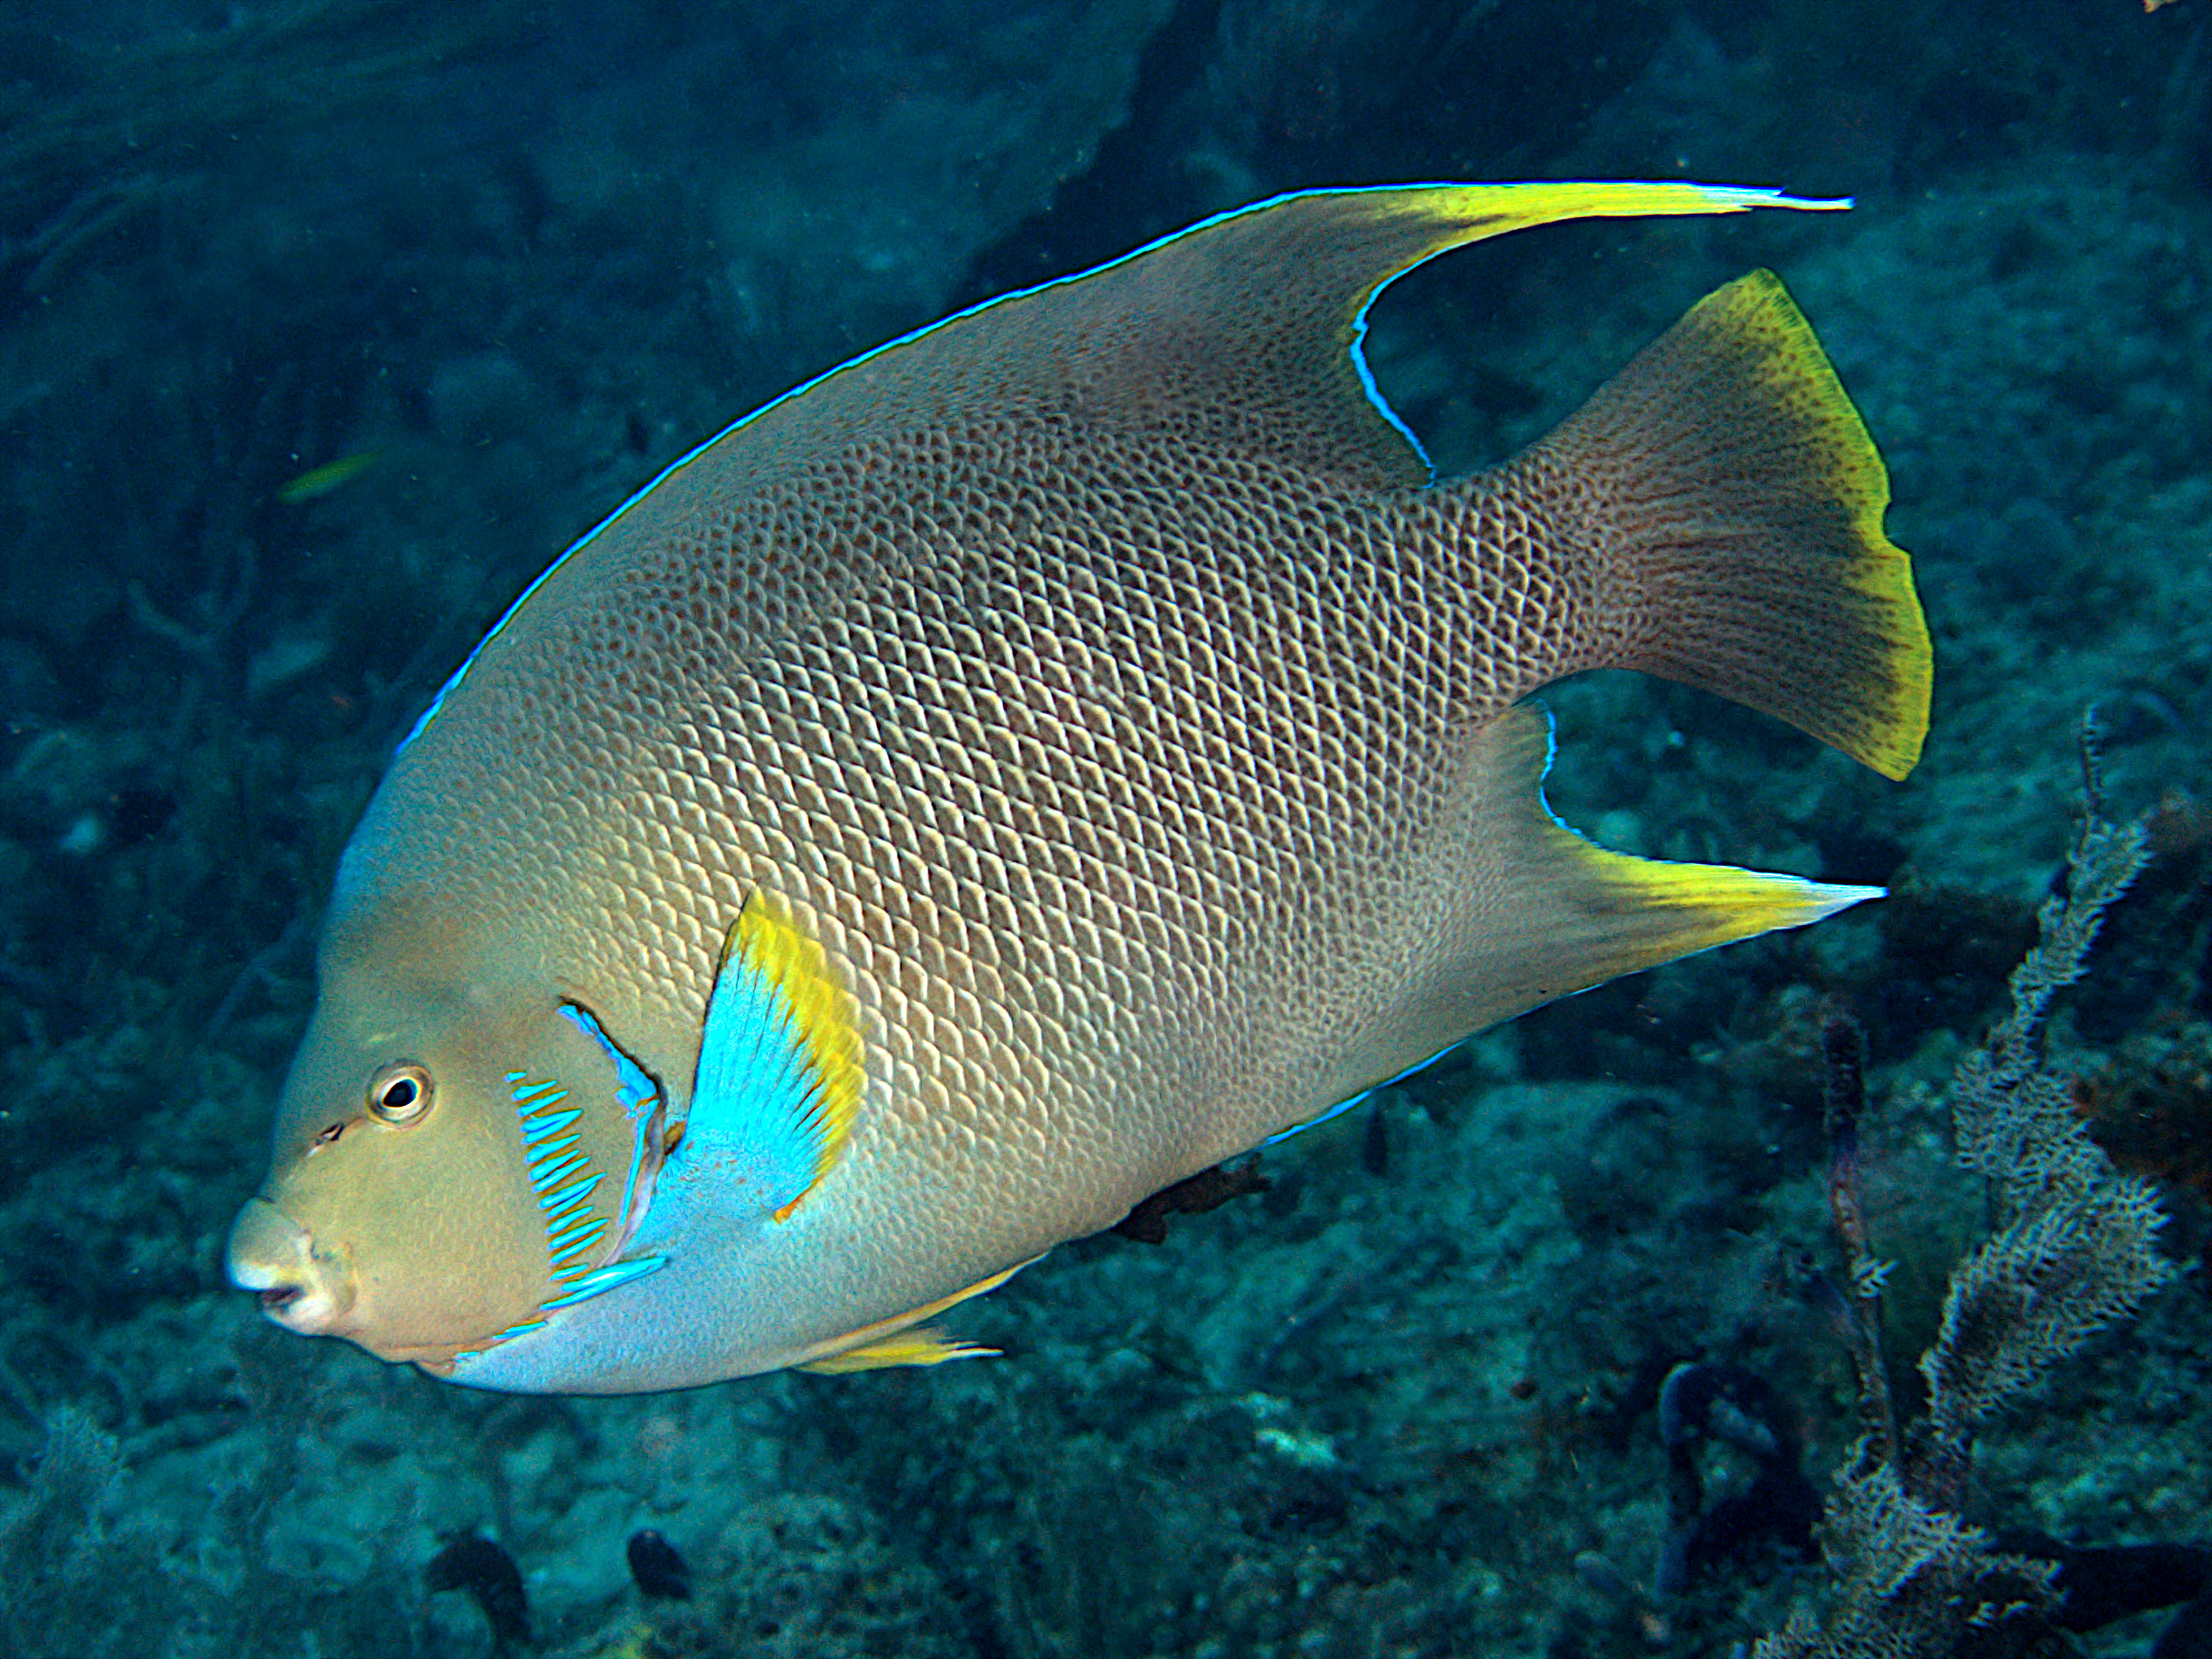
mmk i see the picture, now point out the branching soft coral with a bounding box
[1758,733,2178,1657]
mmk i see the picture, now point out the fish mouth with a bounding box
[227,1197,355,1334]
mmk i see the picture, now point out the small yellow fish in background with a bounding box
[277,451,379,504]
[227,181,1931,1393]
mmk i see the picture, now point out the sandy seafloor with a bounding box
[2,2,2210,1655]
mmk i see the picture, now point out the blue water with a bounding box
[1,2,2207,1654]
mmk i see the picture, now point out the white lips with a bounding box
[227,1197,355,1334]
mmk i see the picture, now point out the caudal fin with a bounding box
[1502,270,1931,780]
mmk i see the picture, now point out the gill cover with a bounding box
[228,963,667,1371]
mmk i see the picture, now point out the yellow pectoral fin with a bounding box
[793,1256,1042,1374]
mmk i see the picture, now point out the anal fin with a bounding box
[1336,704,1880,1086]
[1485,705,1877,1001]
[792,1257,1041,1374]
[796,1326,997,1373]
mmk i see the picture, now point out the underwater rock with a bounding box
[1998,1530,2212,1639]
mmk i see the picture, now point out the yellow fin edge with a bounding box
[797,1326,999,1374]
[1560,826,1882,985]
[1710,270,1931,780]
[794,1256,1043,1374]
[732,893,864,1220]
[1368,181,1848,291]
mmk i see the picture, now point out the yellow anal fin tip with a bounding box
[798,1327,1000,1374]
[1432,708,1884,1033]
[1572,835,1884,975]
[1623,862,1885,937]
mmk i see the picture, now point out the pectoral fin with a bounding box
[689,893,864,1219]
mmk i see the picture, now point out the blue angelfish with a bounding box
[227,182,1930,1392]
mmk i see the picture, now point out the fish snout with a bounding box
[227,1197,355,1334]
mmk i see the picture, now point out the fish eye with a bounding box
[366,1061,434,1126]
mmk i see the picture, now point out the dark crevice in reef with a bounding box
[953,0,1229,307]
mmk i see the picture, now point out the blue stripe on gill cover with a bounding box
[559,1003,664,1239]
[507,1070,634,1302]
[692,893,863,1221]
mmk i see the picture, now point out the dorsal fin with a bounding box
[727,181,1848,494]
[403,184,1847,749]
[688,892,864,1221]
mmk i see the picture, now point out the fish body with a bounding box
[228,182,1930,1393]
